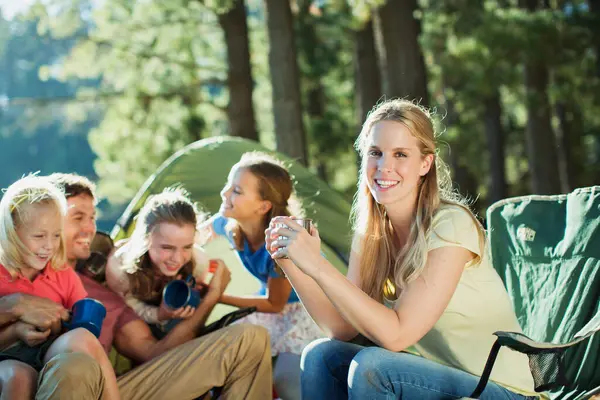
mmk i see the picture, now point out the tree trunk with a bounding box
[521,0,562,194]
[218,0,258,141]
[451,152,479,207]
[438,86,479,205]
[296,1,324,121]
[555,100,585,190]
[296,0,327,179]
[589,0,600,78]
[354,20,382,123]
[375,0,429,105]
[263,0,307,165]
[483,92,507,203]
[523,60,562,194]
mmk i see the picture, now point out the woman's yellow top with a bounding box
[372,204,539,397]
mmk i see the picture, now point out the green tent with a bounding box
[110,136,352,321]
[487,186,600,399]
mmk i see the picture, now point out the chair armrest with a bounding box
[470,326,600,399]
[493,331,592,354]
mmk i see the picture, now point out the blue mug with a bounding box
[163,275,201,310]
[65,298,106,338]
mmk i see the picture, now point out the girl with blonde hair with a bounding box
[266,99,538,399]
[0,175,120,400]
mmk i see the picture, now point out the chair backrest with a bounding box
[486,186,600,399]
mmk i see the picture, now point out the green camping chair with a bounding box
[468,186,600,400]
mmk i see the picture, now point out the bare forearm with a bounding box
[0,324,19,350]
[145,293,219,360]
[219,294,284,313]
[312,265,404,350]
[0,294,21,326]
[282,260,357,340]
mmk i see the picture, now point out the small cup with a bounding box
[163,275,201,310]
[294,218,314,234]
[275,218,313,259]
[65,298,107,338]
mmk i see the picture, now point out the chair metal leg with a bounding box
[470,340,502,399]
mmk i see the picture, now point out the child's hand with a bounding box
[15,321,50,347]
[157,300,195,321]
[170,306,195,320]
[207,260,231,298]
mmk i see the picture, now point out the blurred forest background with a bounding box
[1,0,599,230]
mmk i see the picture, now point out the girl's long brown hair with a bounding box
[353,99,484,302]
[228,152,303,251]
[122,187,202,302]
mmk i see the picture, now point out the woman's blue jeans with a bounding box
[301,338,535,400]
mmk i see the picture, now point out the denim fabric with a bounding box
[301,338,536,400]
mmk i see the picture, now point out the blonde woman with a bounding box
[266,99,538,399]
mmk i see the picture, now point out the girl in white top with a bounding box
[266,99,539,399]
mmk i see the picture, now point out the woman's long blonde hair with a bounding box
[122,187,205,302]
[228,152,303,250]
[0,175,68,277]
[352,99,483,302]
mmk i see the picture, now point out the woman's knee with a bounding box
[300,338,341,374]
[348,347,394,385]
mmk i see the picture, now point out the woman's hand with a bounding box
[266,217,323,277]
[157,301,196,321]
[14,321,51,347]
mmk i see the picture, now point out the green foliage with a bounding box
[345,0,386,23]
[295,1,358,187]
[4,0,599,220]
[29,0,229,203]
[420,0,600,205]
